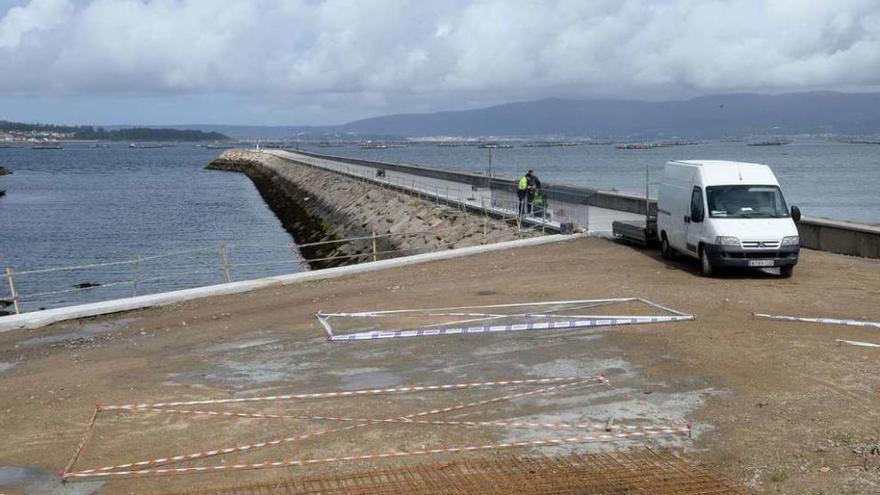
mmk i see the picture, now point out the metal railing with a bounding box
[3,225,536,315]
[2,149,579,315]
[264,149,579,232]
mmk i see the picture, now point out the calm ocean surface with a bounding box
[299,139,880,225]
[1,139,878,311]
[0,144,298,311]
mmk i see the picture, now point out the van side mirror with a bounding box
[790,205,801,222]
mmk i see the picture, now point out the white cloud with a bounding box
[0,0,71,48]
[1,0,880,122]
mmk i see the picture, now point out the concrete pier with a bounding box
[270,149,880,258]
[265,149,644,235]
[208,150,535,268]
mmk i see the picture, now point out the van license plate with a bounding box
[748,260,775,267]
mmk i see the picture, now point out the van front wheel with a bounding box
[661,235,675,260]
[699,246,715,277]
[779,265,794,278]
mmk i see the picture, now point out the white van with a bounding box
[657,160,801,277]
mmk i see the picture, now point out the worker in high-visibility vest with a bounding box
[517,170,532,216]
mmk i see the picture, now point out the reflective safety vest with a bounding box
[518,176,529,190]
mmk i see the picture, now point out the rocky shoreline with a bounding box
[0,166,9,198]
[207,150,529,269]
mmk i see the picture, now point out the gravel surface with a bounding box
[0,237,878,494]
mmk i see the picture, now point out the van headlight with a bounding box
[781,236,799,246]
[715,236,740,246]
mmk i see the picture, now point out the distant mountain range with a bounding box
[173,91,880,139]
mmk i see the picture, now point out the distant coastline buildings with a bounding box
[1,129,74,143]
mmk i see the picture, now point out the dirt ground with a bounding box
[1,237,878,494]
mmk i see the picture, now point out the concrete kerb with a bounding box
[0,234,584,333]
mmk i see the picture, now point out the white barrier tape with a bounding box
[321,298,637,318]
[62,427,689,479]
[755,313,880,330]
[836,339,880,349]
[82,379,602,474]
[99,376,587,410]
[325,315,693,341]
[130,407,680,433]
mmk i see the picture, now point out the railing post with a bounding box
[371,230,378,262]
[290,243,309,271]
[5,267,20,315]
[131,256,141,297]
[542,202,546,234]
[219,241,232,283]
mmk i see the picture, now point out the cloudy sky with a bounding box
[1,0,879,125]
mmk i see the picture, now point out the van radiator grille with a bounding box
[741,240,781,249]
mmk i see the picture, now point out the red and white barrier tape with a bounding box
[73,378,604,475]
[99,376,587,411]
[129,407,681,433]
[62,405,100,475]
[63,427,690,479]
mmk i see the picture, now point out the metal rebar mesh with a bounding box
[171,450,748,495]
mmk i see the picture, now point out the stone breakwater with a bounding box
[207,149,530,269]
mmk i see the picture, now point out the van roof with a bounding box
[671,159,766,169]
[667,160,779,186]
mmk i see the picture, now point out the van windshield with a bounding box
[706,185,789,218]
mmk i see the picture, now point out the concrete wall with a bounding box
[796,217,880,259]
[297,149,653,214]
[293,149,880,259]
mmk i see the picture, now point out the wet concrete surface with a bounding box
[0,465,103,495]
[15,318,140,348]
[1,238,878,494]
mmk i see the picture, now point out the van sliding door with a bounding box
[685,186,705,255]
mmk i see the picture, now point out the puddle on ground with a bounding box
[471,334,604,357]
[328,368,402,389]
[16,317,141,347]
[204,337,281,353]
[522,357,633,379]
[187,358,320,386]
[0,465,103,495]
[498,387,725,454]
[0,361,16,374]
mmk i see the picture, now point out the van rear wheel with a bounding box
[661,235,675,260]
[699,246,715,277]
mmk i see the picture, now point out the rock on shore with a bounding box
[0,166,11,175]
[208,149,532,269]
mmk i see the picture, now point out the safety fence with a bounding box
[2,149,579,315]
[59,373,696,481]
[2,225,539,315]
